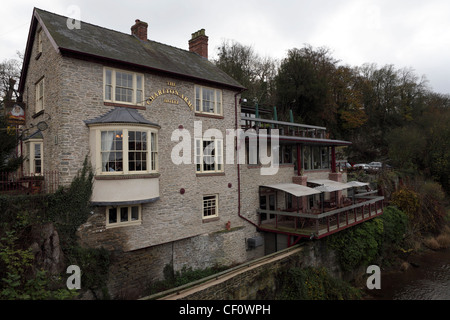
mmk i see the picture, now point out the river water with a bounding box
[367,248,450,300]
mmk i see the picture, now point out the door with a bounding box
[259,193,276,222]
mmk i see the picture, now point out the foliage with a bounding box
[326,206,409,271]
[277,267,361,300]
[379,206,409,255]
[214,40,278,106]
[0,113,23,173]
[391,187,421,220]
[146,264,228,295]
[392,179,447,235]
[0,157,101,300]
[0,230,77,300]
[46,156,94,247]
[65,245,110,297]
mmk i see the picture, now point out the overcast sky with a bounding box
[1,0,449,94]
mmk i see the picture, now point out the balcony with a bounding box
[241,116,351,148]
[256,183,384,240]
[0,171,60,195]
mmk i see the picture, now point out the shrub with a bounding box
[277,267,361,300]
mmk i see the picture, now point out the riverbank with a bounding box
[363,224,450,300]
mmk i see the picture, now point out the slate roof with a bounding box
[20,8,245,92]
[84,107,160,127]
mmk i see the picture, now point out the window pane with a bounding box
[109,208,117,224]
[203,140,215,171]
[131,206,139,221]
[313,147,320,169]
[105,69,112,85]
[129,131,148,172]
[115,71,133,103]
[151,132,157,171]
[202,88,215,113]
[120,207,128,222]
[101,131,123,172]
[216,90,222,114]
[195,87,201,112]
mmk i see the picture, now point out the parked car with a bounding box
[353,163,369,170]
[336,160,352,171]
[368,162,382,170]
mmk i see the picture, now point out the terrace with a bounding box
[256,180,384,242]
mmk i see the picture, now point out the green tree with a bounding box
[214,40,278,107]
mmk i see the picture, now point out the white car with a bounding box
[368,162,382,170]
[354,163,369,170]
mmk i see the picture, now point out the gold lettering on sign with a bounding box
[146,87,193,111]
[164,99,179,105]
[167,81,176,87]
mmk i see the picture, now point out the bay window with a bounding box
[96,126,158,175]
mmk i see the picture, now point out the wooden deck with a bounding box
[257,196,384,239]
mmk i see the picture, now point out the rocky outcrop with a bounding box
[28,223,65,274]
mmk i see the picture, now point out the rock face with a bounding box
[29,223,65,275]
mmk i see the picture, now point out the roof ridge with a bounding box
[35,7,135,39]
[35,7,195,55]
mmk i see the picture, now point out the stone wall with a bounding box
[166,241,346,300]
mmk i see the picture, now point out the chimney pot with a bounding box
[189,29,208,59]
[131,19,148,41]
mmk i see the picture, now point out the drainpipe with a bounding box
[235,91,258,228]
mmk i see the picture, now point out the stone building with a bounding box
[18,8,384,298]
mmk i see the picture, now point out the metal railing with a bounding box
[0,171,60,195]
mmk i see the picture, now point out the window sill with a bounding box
[95,173,160,180]
[104,102,146,110]
[202,216,219,223]
[195,113,224,119]
[196,172,225,177]
[106,221,142,229]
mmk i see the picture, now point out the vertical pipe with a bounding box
[331,146,336,173]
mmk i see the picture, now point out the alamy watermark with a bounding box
[66,265,81,290]
[66,5,81,30]
[366,265,381,290]
[171,121,280,175]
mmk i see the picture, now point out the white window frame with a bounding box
[195,138,223,173]
[202,194,219,220]
[35,78,44,113]
[94,125,158,175]
[25,140,44,175]
[103,67,144,106]
[195,85,222,115]
[106,204,142,228]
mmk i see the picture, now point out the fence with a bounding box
[0,171,60,195]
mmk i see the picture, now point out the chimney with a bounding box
[131,19,148,41]
[189,29,208,59]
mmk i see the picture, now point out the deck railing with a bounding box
[0,171,60,195]
[241,116,328,139]
[257,195,385,239]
